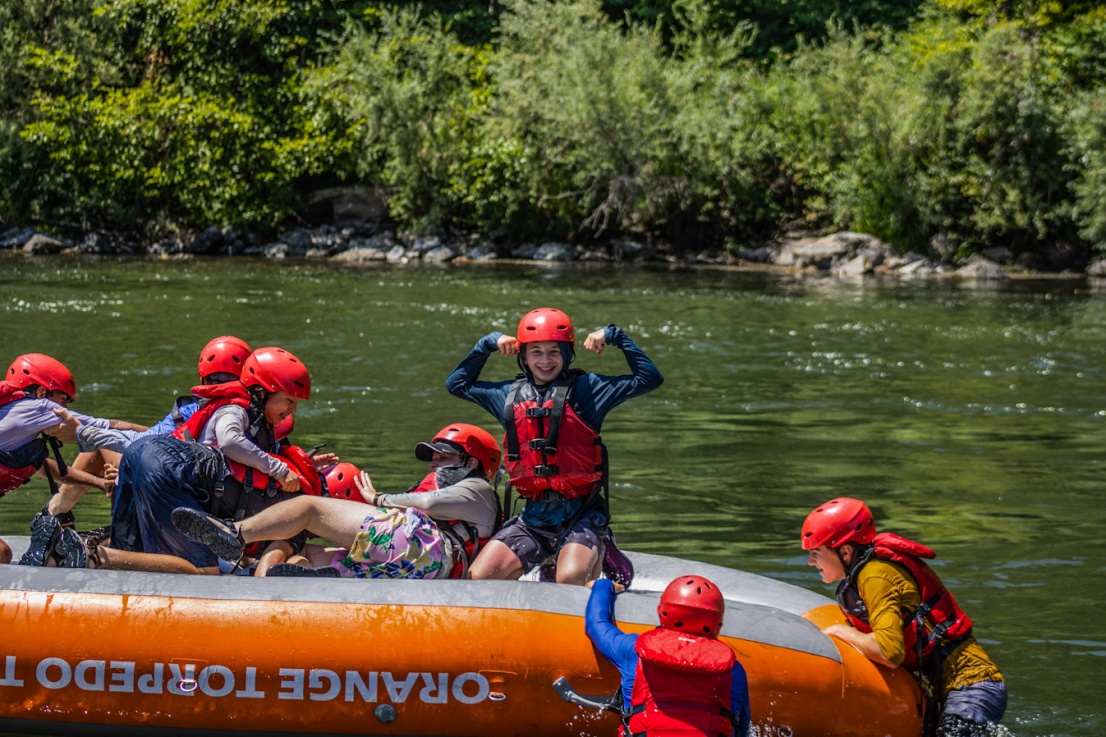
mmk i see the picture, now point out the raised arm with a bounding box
[445,332,514,424]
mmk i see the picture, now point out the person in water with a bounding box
[26,346,329,574]
[801,497,1006,736]
[39,336,253,533]
[171,422,502,579]
[585,575,751,737]
[1,353,141,565]
[446,307,663,586]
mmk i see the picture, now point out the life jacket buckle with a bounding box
[528,438,555,452]
[534,464,559,477]
[525,407,551,418]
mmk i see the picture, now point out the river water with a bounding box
[1,255,1103,736]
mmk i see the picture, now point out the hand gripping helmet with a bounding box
[240,347,311,400]
[324,462,363,502]
[279,445,323,497]
[6,354,78,401]
[197,336,252,380]
[423,423,503,481]
[657,575,725,638]
[516,308,575,345]
[801,497,877,550]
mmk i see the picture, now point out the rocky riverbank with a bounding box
[3,223,1104,279]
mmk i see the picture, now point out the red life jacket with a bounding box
[0,382,49,495]
[171,383,321,497]
[837,532,974,671]
[503,373,603,500]
[406,470,487,579]
[624,628,737,737]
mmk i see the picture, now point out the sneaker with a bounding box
[55,527,88,568]
[31,505,75,530]
[19,513,62,567]
[171,507,245,560]
[266,563,340,578]
[78,525,112,546]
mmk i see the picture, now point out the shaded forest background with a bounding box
[2,0,1104,261]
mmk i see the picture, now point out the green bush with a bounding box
[314,8,494,233]
[1066,88,1106,251]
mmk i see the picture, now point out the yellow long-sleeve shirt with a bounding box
[857,559,1003,695]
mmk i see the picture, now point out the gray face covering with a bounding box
[434,464,479,488]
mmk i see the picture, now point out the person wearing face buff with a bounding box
[171,423,501,580]
[446,308,663,586]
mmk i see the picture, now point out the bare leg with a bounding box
[555,542,601,586]
[47,451,116,515]
[0,537,11,564]
[97,546,219,575]
[467,539,525,580]
[238,496,371,548]
[254,541,294,577]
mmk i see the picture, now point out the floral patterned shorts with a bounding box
[330,506,447,580]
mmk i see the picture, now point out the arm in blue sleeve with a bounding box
[584,579,640,705]
[572,325,664,430]
[729,661,751,737]
[445,333,514,426]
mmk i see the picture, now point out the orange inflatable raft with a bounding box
[0,541,921,736]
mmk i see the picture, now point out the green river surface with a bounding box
[1,254,1104,737]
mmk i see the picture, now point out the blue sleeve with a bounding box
[145,412,179,437]
[445,332,514,427]
[570,325,664,431]
[729,660,751,737]
[584,579,640,705]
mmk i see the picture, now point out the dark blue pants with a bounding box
[110,435,222,568]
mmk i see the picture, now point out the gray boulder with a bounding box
[23,234,65,255]
[775,232,890,271]
[534,242,577,261]
[956,254,1007,280]
[1,227,36,249]
[423,246,457,263]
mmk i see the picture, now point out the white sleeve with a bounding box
[380,479,498,538]
[206,406,289,478]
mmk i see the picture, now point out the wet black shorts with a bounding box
[491,508,608,573]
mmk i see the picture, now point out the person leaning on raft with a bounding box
[1,353,140,565]
[171,423,501,579]
[801,497,1006,737]
[446,307,663,586]
[21,346,330,574]
[585,575,751,737]
[37,335,253,536]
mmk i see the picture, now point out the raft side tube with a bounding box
[1,540,838,660]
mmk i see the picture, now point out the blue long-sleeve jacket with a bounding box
[445,324,662,433]
[584,579,751,737]
[446,324,662,526]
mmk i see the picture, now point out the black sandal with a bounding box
[171,507,245,561]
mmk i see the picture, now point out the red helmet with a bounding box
[416,423,502,481]
[517,308,575,344]
[657,575,725,638]
[279,445,323,497]
[241,347,311,400]
[6,354,77,401]
[801,497,877,550]
[324,462,364,502]
[197,336,252,380]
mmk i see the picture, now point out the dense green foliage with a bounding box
[1,0,1104,258]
